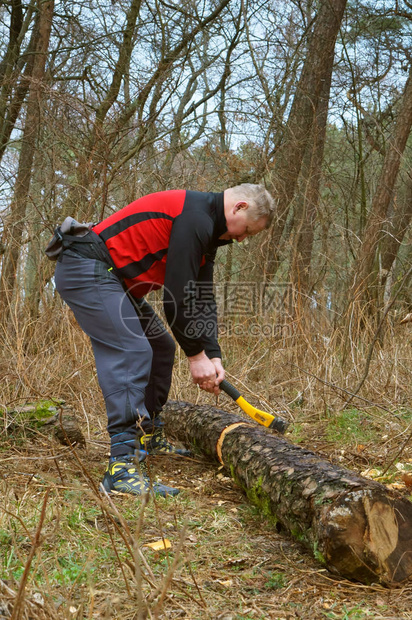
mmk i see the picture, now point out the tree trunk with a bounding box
[24,146,46,323]
[0,0,54,324]
[265,0,347,277]
[289,47,334,304]
[163,400,412,586]
[0,0,23,136]
[351,65,412,303]
[379,171,412,293]
[0,0,37,164]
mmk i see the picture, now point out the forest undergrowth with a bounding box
[1,299,412,619]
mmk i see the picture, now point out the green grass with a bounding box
[325,408,380,444]
[288,422,306,443]
[323,603,374,619]
[2,411,412,618]
[263,570,287,590]
[399,408,412,423]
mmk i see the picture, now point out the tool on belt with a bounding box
[45,216,119,274]
[219,379,289,434]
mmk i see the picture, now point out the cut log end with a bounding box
[321,490,412,585]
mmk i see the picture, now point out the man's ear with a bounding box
[234,201,248,212]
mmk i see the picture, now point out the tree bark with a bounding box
[289,47,334,303]
[0,0,54,324]
[379,171,412,293]
[0,0,37,164]
[163,400,412,586]
[0,0,24,106]
[351,65,412,303]
[0,3,24,156]
[265,0,347,277]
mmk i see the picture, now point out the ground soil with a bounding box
[2,408,412,620]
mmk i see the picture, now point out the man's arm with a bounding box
[187,255,224,393]
[191,253,221,357]
[163,210,224,393]
[163,210,213,355]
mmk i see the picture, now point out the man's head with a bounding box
[221,184,275,242]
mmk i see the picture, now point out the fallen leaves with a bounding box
[143,539,172,552]
[401,473,412,488]
[361,462,412,492]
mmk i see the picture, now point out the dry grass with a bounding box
[1,296,412,618]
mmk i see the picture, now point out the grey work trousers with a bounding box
[54,250,175,457]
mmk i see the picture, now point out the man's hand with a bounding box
[188,351,225,395]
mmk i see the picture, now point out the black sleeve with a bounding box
[163,210,221,357]
[195,252,221,358]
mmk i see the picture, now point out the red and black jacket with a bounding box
[93,190,229,358]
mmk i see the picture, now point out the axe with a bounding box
[219,379,289,434]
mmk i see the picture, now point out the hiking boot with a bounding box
[139,429,191,456]
[101,455,180,497]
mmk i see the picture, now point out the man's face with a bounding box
[220,202,267,243]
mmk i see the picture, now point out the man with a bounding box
[53,184,274,497]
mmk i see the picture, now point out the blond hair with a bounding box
[229,183,275,227]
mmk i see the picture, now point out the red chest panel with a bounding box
[93,190,205,296]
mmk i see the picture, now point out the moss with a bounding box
[228,464,326,558]
[314,491,334,506]
[32,400,62,420]
[245,488,273,522]
[313,542,326,565]
[245,476,264,506]
[230,471,279,527]
[6,400,65,439]
[290,528,303,541]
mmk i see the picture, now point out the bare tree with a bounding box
[350,65,412,306]
[379,171,412,298]
[0,0,37,163]
[265,0,348,278]
[0,0,54,323]
[289,47,334,304]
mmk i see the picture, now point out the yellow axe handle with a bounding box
[219,380,289,434]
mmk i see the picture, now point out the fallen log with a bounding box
[162,400,412,586]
